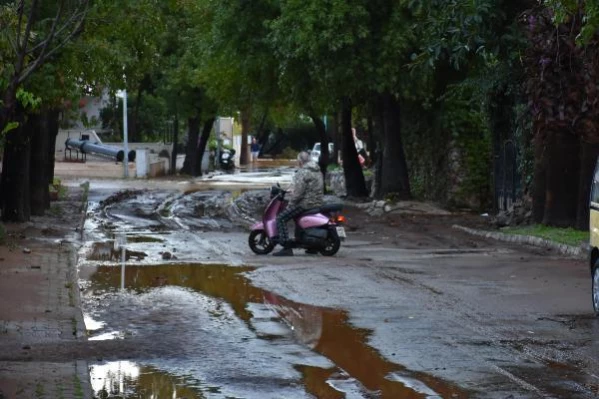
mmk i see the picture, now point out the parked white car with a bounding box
[310,142,334,162]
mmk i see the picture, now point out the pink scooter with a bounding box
[249,185,346,256]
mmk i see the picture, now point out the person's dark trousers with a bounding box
[276,206,304,247]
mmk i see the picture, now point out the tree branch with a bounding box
[25,0,65,57]
[27,4,90,56]
[18,3,90,85]
[6,33,18,57]
[16,0,24,51]
[15,0,38,75]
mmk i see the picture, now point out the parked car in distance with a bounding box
[311,142,334,163]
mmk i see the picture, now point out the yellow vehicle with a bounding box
[590,162,599,314]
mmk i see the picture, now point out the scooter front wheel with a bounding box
[249,230,275,255]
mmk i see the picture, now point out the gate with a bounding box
[495,140,518,212]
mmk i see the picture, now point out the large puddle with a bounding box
[81,262,468,398]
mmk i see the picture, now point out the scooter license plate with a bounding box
[336,227,346,238]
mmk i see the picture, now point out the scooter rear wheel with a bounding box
[249,230,275,255]
[319,230,341,256]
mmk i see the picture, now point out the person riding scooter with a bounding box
[273,151,323,256]
[219,148,236,170]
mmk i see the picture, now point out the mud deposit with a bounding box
[78,189,465,398]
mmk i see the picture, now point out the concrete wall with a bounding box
[57,129,212,177]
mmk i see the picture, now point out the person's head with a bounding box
[252,137,256,143]
[297,151,311,167]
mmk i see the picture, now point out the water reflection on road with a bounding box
[82,263,467,398]
[90,361,206,399]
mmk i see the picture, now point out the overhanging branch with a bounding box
[17,2,90,85]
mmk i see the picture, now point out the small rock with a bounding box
[22,248,31,254]
[162,252,172,260]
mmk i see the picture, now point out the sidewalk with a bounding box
[0,187,91,399]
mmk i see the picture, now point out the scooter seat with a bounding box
[301,203,343,216]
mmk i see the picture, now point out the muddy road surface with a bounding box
[67,182,599,398]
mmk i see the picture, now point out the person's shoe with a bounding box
[273,248,294,256]
[305,249,319,255]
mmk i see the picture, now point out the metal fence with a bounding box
[494,140,519,212]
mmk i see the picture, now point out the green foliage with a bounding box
[190,0,279,115]
[80,112,99,129]
[408,0,501,71]
[1,121,18,136]
[0,1,91,134]
[404,76,494,208]
[502,224,589,246]
[279,147,299,160]
[523,5,599,145]
[512,103,534,194]
[443,82,493,209]
[16,89,42,110]
[544,0,599,44]
[50,178,68,200]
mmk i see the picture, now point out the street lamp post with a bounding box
[116,90,129,178]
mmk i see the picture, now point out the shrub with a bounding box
[279,147,298,160]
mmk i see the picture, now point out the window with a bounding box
[591,159,599,204]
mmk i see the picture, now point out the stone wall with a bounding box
[325,171,373,197]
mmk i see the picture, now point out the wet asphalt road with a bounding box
[77,181,599,398]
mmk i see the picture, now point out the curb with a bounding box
[452,225,587,260]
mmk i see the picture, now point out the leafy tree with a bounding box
[267,0,373,196]
[523,3,599,228]
[0,1,90,221]
[83,0,167,142]
[191,0,280,166]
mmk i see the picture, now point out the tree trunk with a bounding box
[240,108,251,165]
[130,85,143,143]
[340,97,368,198]
[181,116,201,176]
[379,93,411,199]
[0,79,19,135]
[256,111,268,143]
[309,113,329,177]
[332,112,341,165]
[531,135,547,223]
[46,109,60,195]
[370,99,384,199]
[366,116,375,166]
[576,140,599,230]
[196,117,215,177]
[30,113,49,216]
[1,109,31,222]
[171,114,179,175]
[542,131,580,227]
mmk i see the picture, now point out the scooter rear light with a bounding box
[336,215,346,223]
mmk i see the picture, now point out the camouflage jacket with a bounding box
[289,161,323,209]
